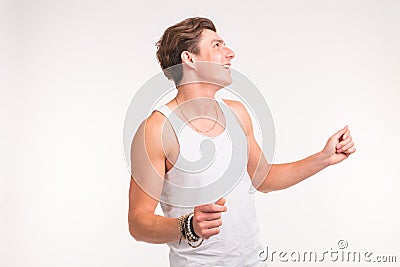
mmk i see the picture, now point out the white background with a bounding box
[1,0,399,266]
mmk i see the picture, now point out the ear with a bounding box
[181,51,196,70]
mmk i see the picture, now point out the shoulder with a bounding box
[138,109,166,142]
[221,98,253,135]
[135,108,173,158]
[146,108,168,131]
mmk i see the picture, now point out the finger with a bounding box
[199,227,220,239]
[338,130,348,142]
[196,203,227,213]
[336,136,352,150]
[198,219,223,229]
[202,212,222,221]
[338,142,354,153]
[337,141,354,153]
[342,129,351,139]
[215,198,226,206]
[194,212,222,222]
[343,147,356,155]
[332,125,348,141]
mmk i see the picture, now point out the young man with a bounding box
[128,17,356,266]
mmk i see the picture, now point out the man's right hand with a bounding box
[192,198,227,240]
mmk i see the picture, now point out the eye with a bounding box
[214,42,220,47]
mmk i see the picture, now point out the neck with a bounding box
[175,83,221,114]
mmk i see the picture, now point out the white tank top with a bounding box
[154,99,266,267]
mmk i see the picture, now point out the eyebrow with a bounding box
[210,39,225,45]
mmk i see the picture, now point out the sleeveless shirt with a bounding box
[154,98,266,267]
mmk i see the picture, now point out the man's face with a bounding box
[196,29,235,67]
[189,29,235,87]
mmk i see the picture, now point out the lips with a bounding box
[223,64,231,69]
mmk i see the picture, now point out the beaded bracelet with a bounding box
[177,214,187,245]
[188,213,199,239]
[185,213,199,242]
[177,212,203,248]
[186,213,203,248]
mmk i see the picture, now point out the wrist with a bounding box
[177,212,203,248]
[188,213,200,239]
[316,151,331,168]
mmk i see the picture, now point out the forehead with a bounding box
[199,29,224,45]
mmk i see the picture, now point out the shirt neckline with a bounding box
[165,99,228,139]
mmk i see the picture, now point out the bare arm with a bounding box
[257,152,328,192]
[224,100,356,193]
[128,111,226,244]
[128,178,181,244]
[128,113,180,243]
[258,126,355,192]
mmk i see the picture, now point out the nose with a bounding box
[225,46,235,60]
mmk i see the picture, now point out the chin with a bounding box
[220,80,232,89]
[217,74,233,88]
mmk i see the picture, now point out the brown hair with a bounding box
[156,17,216,85]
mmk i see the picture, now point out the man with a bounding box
[128,17,356,266]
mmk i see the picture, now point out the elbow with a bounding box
[129,225,141,242]
[257,182,288,193]
[253,177,276,193]
[256,185,275,194]
[128,215,144,242]
[255,181,286,193]
[251,170,277,194]
[128,211,159,243]
[255,171,287,193]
